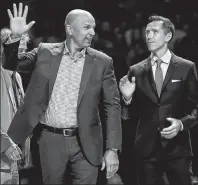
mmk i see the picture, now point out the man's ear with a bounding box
[66,25,73,36]
[165,32,172,42]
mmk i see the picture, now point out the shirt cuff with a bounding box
[108,148,118,152]
[179,120,183,131]
[123,96,132,105]
[6,36,21,44]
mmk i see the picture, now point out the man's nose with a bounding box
[147,32,154,40]
[89,28,95,36]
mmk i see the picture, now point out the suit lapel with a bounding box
[161,54,178,94]
[48,43,64,97]
[77,48,95,106]
[144,58,159,99]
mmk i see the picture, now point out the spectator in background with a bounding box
[1,27,32,185]
[1,28,22,184]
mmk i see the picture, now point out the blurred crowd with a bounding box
[2,0,198,72]
[2,0,197,81]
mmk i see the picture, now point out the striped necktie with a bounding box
[11,72,23,108]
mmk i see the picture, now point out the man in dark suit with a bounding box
[119,15,198,185]
[3,3,122,184]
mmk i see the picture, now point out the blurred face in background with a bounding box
[145,20,171,53]
[67,13,96,49]
[0,28,11,64]
[1,28,29,64]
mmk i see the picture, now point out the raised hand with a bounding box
[119,75,136,100]
[7,3,35,37]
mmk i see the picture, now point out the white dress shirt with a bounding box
[150,49,172,81]
[40,42,86,128]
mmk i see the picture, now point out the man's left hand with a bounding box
[161,117,182,139]
[101,149,119,179]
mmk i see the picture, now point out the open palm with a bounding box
[119,75,136,100]
[7,3,35,37]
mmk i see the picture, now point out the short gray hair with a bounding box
[148,15,175,42]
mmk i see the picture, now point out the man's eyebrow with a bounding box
[84,23,96,28]
[145,28,159,31]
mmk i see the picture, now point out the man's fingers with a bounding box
[120,76,128,83]
[14,150,21,160]
[106,164,112,178]
[161,130,175,136]
[16,145,22,155]
[5,145,22,160]
[22,5,28,19]
[119,76,128,87]
[11,151,20,160]
[161,124,175,132]
[166,117,175,122]
[9,149,21,160]
[5,149,14,160]
[161,128,177,137]
[7,9,13,19]
[161,128,174,133]
[106,164,118,179]
[101,160,105,171]
[7,153,13,160]
[131,76,136,83]
[26,21,36,31]
[162,133,176,139]
[18,3,23,17]
[107,173,114,179]
[123,75,128,80]
[111,164,119,174]
[161,131,174,136]
[13,4,17,17]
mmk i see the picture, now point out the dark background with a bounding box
[1,0,198,184]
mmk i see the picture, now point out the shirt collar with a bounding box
[150,49,172,66]
[64,41,86,60]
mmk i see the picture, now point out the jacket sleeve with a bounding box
[102,59,122,151]
[180,63,198,130]
[2,41,39,73]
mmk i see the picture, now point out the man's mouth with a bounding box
[86,38,93,42]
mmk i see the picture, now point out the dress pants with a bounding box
[136,133,193,185]
[38,129,98,184]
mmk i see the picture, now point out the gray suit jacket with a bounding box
[3,41,122,166]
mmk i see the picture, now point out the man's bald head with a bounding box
[65,9,94,26]
[64,9,95,49]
